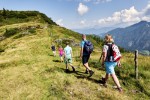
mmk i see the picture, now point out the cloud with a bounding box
[80,19,86,24]
[142,16,150,21]
[143,3,150,15]
[83,0,91,2]
[68,1,150,29]
[96,6,149,27]
[65,0,112,4]
[77,3,89,15]
[56,19,64,26]
[94,0,112,4]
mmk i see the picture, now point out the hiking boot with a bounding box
[102,77,107,87]
[112,86,123,92]
[88,70,94,77]
[118,87,123,93]
[85,69,89,74]
[72,66,75,72]
[65,69,70,73]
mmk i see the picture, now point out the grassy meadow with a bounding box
[0,21,150,100]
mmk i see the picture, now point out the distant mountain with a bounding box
[73,27,115,35]
[106,21,150,51]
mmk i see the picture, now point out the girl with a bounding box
[58,45,64,62]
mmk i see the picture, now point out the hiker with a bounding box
[51,44,56,56]
[101,34,122,92]
[64,42,75,72]
[80,34,94,77]
[58,45,64,62]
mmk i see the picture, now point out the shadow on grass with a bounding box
[59,67,104,84]
[53,60,61,62]
[76,75,104,84]
[59,68,76,74]
[74,71,104,84]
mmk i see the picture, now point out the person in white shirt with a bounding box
[64,42,75,73]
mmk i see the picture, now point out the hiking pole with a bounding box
[98,52,103,62]
[98,52,105,70]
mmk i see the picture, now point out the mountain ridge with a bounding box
[105,21,150,51]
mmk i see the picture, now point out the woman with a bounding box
[101,34,122,92]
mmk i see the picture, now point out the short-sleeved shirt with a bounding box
[51,46,55,51]
[103,43,117,74]
[103,45,109,53]
[80,40,88,55]
[102,43,113,53]
[59,48,64,55]
[64,45,72,58]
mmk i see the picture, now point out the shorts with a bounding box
[64,56,72,64]
[59,54,63,57]
[105,62,117,74]
[52,51,56,54]
[82,55,90,64]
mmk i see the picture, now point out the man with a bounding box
[80,34,94,77]
[64,42,75,72]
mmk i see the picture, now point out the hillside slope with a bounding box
[0,11,150,100]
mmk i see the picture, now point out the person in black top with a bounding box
[51,44,56,56]
[101,34,122,92]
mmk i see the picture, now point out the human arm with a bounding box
[70,48,73,58]
[101,45,107,67]
[80,41,84,58]
[101,52,107,67]
[64,49,66,58]
[80,47,83,58]
[117,60,121,67]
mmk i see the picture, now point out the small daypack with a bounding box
[83,40,94,55]
[105,44,121,62]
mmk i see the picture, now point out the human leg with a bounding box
[102,73,109,87]
[104,73,110,82]
[82,55,94,77]
[83,62,91,70]
[85,68,89,74]
[111,74,122,92]
[69,63,75,72]
[84,62,94,77]
[60,56,63,62]
[53,51,56,56]
[82,55,91,70]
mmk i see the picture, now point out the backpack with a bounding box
[105,44,121,62]
[83,40,94,55]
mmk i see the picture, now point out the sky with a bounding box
[0,0,150,29]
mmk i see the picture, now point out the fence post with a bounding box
[134,50,138,79]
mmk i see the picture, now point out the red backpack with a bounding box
[106,44,121,62]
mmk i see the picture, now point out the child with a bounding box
[64,42,75,72]
[58,45,64,62]
[51,44,56,57]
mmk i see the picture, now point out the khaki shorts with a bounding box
[53,51,56,54]
[64,56,72,64]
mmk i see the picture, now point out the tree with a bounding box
[2,8,7,19]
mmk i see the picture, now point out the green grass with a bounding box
[0,22,150,100]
